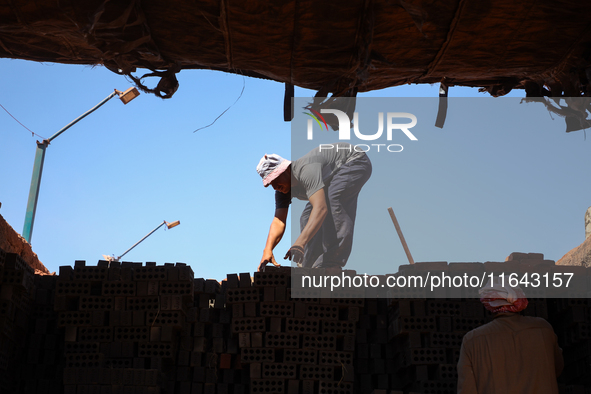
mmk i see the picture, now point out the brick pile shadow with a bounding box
[0,249,589,394]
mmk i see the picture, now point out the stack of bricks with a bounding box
[2,252,590,393]
[386,298,489,394]
[550,298,591,393]
[0,249,35,392]
[24,274,63,394]
[182,275,247,394]
[229,266,362,394]
[354,298,393,393]
[380,261,487,394]
[380,253,578,394]
[56,260,194,394]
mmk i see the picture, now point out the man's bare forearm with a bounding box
[295,189,327,246]
[265,217,286,251]
[264,208,288,252]
[296,206,326,246]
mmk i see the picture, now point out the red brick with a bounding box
[238,273,251,288]
[219,354,232,369]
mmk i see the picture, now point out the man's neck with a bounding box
[493,312,518,319]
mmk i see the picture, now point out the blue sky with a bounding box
[1,59,589,279]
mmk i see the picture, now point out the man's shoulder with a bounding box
[499,314,554,330]
[464,314,553,341]
[514,315,554,330]
[291,152,321,172]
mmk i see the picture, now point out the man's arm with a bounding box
[295,188,327,246]
[259,207,288,271]
[457,336,477,394]
[285,189,328,265]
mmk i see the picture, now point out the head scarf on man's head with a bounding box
[256,154,291,187]
[479,275,528,314]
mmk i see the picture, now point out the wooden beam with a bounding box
[387,207,415,265]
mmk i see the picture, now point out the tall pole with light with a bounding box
[22,87,140,243]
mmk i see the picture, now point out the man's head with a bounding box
[256,154,292,193]
[479,275,528,314]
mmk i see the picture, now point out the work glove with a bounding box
[284,245,304,266]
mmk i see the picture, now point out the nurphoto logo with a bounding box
[305,108,418,153]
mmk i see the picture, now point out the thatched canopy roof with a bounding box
[1,0,591,99]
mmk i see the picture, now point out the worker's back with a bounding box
[457,313,563,394]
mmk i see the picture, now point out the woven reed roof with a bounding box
[1,0,591,99]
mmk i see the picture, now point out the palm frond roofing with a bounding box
[1,0,591,98]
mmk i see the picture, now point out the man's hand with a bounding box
[284,245,305,266]
[258,249,280,272]
[259,208,288,272]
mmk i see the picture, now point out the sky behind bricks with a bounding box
[1,59,589,278]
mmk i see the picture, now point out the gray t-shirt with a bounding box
[275,143,364,208]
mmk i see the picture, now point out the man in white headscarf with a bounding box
[256,143,371,271]
[457,275,563,393]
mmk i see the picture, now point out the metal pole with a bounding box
[48,91,117,142]
[22,141,48,243]
[22,91,118,243]
[117,221,167,261]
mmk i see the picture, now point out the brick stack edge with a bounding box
[0,248,589,393]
